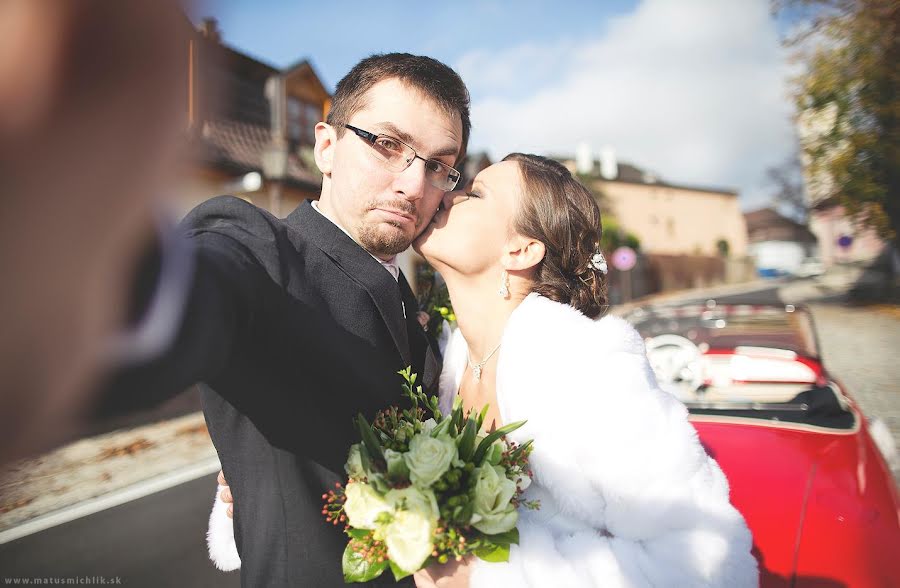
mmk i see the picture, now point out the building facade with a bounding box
[744,208,818,276]
[180,18,327,218]
[559,156,753,295]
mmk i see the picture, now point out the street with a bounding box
[0,474,239,587]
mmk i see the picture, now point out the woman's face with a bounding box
[414,160,523,276]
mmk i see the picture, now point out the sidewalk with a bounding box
[777,264,868,304]
[0,412,218,538]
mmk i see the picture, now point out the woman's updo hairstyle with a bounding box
[503,153,609,319]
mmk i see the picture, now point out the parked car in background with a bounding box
[623,301,900,587]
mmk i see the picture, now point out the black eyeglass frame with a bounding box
[344,124,461,191]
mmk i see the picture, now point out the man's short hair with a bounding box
[326,53,471,164]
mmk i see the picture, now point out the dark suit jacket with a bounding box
[101,196,440,586]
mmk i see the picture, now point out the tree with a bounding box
[775,0,899,251]
[600,218,641,253]
[765,154,808,223]
[576,174,640,252]
[716,239,731,258]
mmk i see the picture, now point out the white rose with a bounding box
[484,439,507,465]
[345,444,365,480]
[470,465,518,535]
[384,448,410,481]
[421,418,437,434]
[342,481,390,530]
[384,509,436,573]
[472,506,518,535]
[403,433,457,488]
[385,486,439,523]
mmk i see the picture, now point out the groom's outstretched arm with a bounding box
[93,196,276,416]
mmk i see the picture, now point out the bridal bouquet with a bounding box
[322,368,537,583]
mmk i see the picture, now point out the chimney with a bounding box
[599,146,617,180]
[575,142,593,175]
[200,18,221,43]
[265,75,287,142]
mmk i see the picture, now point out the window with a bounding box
[287,97,320,145]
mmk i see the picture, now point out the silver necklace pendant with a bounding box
[468,341,501,383]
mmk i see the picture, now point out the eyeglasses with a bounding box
[345,124,461,191]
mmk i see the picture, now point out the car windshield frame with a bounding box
[624,301,821,359]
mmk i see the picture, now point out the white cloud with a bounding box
[455,0,797,209]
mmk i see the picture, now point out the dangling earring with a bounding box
[498,271,510,298]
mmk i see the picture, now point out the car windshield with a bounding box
[624,302,820,357]
[622,301,854,430]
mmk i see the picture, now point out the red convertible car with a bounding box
[624,301,900,587]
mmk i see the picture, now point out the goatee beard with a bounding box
[359,199,419,256]
[358,222,413,256]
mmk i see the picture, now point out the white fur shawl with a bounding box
[443,294,758,587]
[207,294,758,586]
[207,484,241,571]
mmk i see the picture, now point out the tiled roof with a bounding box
[195,118,321,188]
[744,208,817,244]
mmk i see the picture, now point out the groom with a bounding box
[100,53,470,586]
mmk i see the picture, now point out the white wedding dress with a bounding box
[208,293,759,586]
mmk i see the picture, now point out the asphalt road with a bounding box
[0,473,240,588]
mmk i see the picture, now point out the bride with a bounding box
[210,153,759,587]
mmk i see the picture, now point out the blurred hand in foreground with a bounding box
[0,0,189,465]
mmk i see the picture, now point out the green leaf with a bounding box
[456,419,478,462]
[508,439,533,462]
[357,414,385,463]
[485,528,519,546]
[358,444,372,476]
[342,543,387,583]
[451,397,464,434]
[476,405,490,430]
[389,559,414,581]
[429,395,443,422]
[457,502,474,525]
[472,420,527,464]
[430,416,453,438]
[346,528,371,540]
[474,542,510,563]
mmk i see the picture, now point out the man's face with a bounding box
[316,78,463,258]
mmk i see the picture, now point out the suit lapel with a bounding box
[399,273,441,393]
[288,201,411,366]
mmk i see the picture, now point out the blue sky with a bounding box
[189,0,637,97]
[188,0,800,210]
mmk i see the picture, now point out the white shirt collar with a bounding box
[310,200,399,282]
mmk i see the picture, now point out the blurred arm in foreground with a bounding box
[0,0,191,466]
